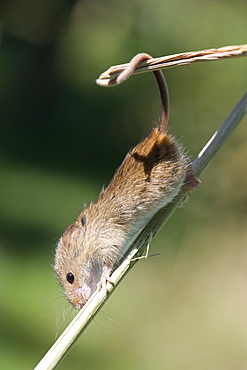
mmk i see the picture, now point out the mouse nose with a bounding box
[71,286,91,309]
[73,301,85,310]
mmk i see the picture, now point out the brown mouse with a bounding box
[54,53,199,310]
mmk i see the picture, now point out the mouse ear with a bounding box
[81,215,86,226]
[111,53,169,134]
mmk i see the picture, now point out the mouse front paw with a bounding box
[97,265,114,292]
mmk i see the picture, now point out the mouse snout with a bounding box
[70,285,93,310]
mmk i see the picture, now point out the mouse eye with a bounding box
[81,215,86,226]
[66,272,75,284]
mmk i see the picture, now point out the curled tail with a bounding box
[115,53,169,134]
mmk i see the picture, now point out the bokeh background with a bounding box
[0,0,246,369]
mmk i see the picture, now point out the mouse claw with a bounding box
[97,265,114,292]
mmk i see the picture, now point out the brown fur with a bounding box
[54,128,188,309]
[54,53,198,309]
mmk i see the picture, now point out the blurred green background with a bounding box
[0,0,246,369]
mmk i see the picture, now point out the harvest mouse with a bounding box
[54,53,199,310]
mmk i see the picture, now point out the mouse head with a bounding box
[54,223,100,309]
